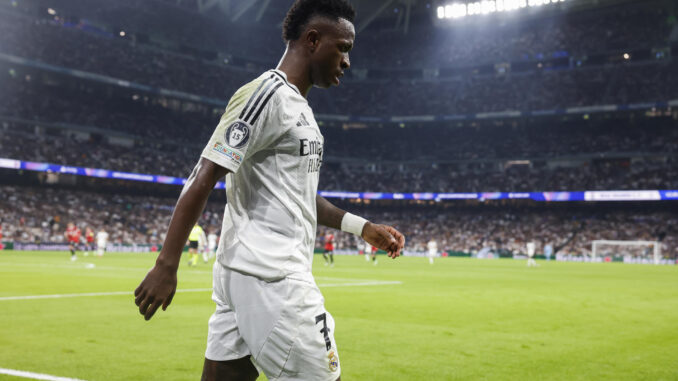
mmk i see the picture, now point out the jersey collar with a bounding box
[269,69,302,96]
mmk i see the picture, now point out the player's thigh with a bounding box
[229,273,341,381]
[201,357,258,381]
[206,263,251,362]
[280,278,341,381]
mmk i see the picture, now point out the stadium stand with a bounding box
[1,0,677,260]
[1,1,677,115]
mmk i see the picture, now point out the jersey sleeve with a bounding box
[201,75,286,173]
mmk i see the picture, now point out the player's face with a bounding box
[310,18,354,88]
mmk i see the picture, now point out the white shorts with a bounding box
[206,262,341,381]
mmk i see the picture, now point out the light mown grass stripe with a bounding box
[0,281,402,301]
[0,288,211,301]
[320,281,403,287]
[0,367,86,381]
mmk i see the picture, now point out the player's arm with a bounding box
[134,158,229,320]
[316,195,405,258]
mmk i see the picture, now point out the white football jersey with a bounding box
[96,231,109,244]
[208,233,218,250]
[527,242,536,257]
[201,70,323,280]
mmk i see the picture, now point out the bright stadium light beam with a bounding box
[437,0,562,20]
[496,0,505,12]
[467,2,480,15]
[451,3,467,18]
[481,0,496,14]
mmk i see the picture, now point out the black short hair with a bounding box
[282,0,356,42]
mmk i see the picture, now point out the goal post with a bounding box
[591,240,661,265]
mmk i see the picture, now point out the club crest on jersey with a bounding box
[225,121,250,149]
[328,351,339,372]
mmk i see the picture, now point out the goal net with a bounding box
[591,240,661,265]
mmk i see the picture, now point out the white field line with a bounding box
[320,280,402,287]
[0,280,402,302]
[0,367,86,381]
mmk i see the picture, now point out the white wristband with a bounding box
[341,213,368,237]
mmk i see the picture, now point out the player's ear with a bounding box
[305,28,320,53]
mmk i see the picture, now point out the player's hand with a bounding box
[134,264,177,321]
[362,222,405,259]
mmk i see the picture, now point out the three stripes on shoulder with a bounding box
[239,71,298,125]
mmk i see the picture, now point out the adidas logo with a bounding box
[296,112,310,127]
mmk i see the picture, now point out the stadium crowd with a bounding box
[0,186,223,246]
[1,0,677,262]
[2,77,677,161]
[1,186,676,260]
[326,62,678,116]
[324,205,678,260]
[1,3,677,116]
[5,0,673,68]
[353,2,672,68]
[320,158,678,193]
[2,112,677,192]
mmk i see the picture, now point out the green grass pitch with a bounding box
[1,250,677,380]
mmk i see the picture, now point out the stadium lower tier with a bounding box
[1,186,675,259]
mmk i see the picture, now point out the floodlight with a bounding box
[451,3,468,18]
[496,0,505,11]
[437,0,560,20]
[481,0,496,14]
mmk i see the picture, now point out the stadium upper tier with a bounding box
[1,3,677,117]
[5,0,674,69]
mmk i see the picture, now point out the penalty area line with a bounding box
[0,367,86,381]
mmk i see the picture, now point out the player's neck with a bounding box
[276,45,312,98]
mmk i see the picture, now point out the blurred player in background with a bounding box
[544,242,553,261]
[187,223,206,267]
[527,241,538,267]
[323,230,335,266]
[134,1,405,379]
[64,222,80,261]
[427,238,438,265]
[96,228,109,257]
[364,240,378,265]
[84,227,95,256]
[198,227,208,262]
[204,228,219,263]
